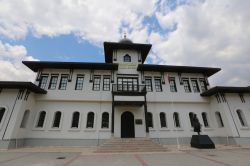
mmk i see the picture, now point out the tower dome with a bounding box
[119,33,133,44]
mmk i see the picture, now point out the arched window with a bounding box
[52,111,61,128]
[189,112,194,127]
[0,107,6,124]
[86,112,94,128]
[215,111,224,127]
[236,109,248,127]
[101,112,109,128]
[123,54,131,62]
[146,112,153,128]
[202,112,209,127]
[36,111,46,128]
[173,112,180,128]
[71,112,80,128]
[160,112,167,128]
[20,110,30,128]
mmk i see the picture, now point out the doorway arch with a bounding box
[121,111,135,138]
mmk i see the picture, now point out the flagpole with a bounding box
[166,74,180,150]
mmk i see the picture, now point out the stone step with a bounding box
[94,138,167,153]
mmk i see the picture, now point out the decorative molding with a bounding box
[141,71,145,84]
[161,72,165,84]
[111,70,114,83]
[36,69,42,81]
[89,70,93,83]
[178,72,183,85]
[68,69,73,82]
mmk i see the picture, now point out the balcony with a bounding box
[112,84,147,96]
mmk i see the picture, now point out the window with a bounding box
[215,94,221,103]
[20,110,30,128]
[221,93,226,102]
[191,79,200,93]
[236,109,248,127]
[36,111,46,128]
[52,111,62,128]
[169,77,177,92]
[160,112,167,128]
[202,112,209,127]
[71,112,80,128]
[93,76,101,91]
[123,54,131,62]
[75,75,84,90]
[239,94,245,103]
[86,112,94,128]
[49,75,58,90]
[199,79,207,92]
[154,78,162,92]
[59,75,68,90]
[189,112,194,127]
[103,76,111,91]
[39,75,48,89]
[173,112,180,128]
[117,77,138,91]
[101,112,109,128]
[146,112,153,128]
[0,107,6,124]
[215,112,224,127]
[183,79,191,92]
[145,77,153,92]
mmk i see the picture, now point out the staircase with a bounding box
[95,138,168,153]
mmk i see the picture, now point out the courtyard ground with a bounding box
[0,144,249,166]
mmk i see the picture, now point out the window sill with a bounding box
[49,128,61,131]
[99,129,111,132]
[159,128,170,131]
[240,127,250,130]
[149,128,156,131]
[84,129,96,132]
[32,127,46,131]
[173,128,184,131]
[68,129,81,132]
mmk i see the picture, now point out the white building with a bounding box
[0,38,249,149]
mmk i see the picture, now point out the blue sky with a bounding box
[0,0,249,86]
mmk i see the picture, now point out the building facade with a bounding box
[0,38,250,149]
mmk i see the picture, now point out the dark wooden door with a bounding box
[121,111,135,138]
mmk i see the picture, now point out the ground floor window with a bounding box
[215,111,224,127]
[86,112,94,128]
[160,112,167,128]
[52,111,62,128]
[71,112,80,128]
[146,112,153,128]
[202,112,209,127]
[173,112,180,128]
[101,112,109,128]
[20,110,30,128]
[36,111,46,128]
[236,109,248,127]
[0,107,6,124]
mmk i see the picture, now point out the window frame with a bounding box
[92,75,101,91]
[169,77,177,92]
[103,76,111,91]
[236,109,248,127]
[199,78,207,92]
[202,112,209,127]
[183,78,191,93]
[154,77,162,92]
[36,111,46,128]
[123,54,131,62]
[86,112,95,128]
[59,74,68,90]
[173,112,181,128]
[71,111,80,128]
[38,74,49,89]
[52,111,62,128]
[48,74,59,90]
[75,75,84,90]
[215,111,224,127]
[147,112,153,128]
[191,79,200,93]
[159,112,167,128]
[145,77,153,92]
[101,112,109,128]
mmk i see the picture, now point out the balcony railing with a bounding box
[112,84,147,95]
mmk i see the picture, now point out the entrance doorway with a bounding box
[121,111,135,138]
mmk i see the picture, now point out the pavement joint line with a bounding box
[0,152,35,164]
[62,153,81,166]
[185,151,233,166]
[134,154,149,166]
[218,149,250,156]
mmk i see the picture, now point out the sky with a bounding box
[0,0,249,86]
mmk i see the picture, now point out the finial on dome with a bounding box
[119,32,133,44]
[123,32,127,39]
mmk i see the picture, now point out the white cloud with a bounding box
[151,0,250,86]
[0,41,37,81]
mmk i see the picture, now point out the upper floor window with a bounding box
[75,75,84,90]
[59,75,68,90]
[36,111,46,128]
[20,110,30,128]
[169,77,177,92]
[93,76,101,91]
[103,76,111,91]
[191,79,200,93]
[145,77,153,92]
[49,75,58,90]
[123,54,131,62]
[0,107,6,124]
[154,78,162,92]
[183,78,191,93]
[39,75,48,89]
[199,79,207,92]
[239,94,245,103]
[52,111,62,128]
